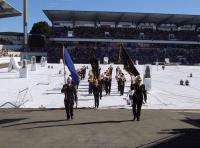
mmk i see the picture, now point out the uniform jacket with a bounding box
[93,85,100,97]
[132,83,147,102]
[61,83,77,103]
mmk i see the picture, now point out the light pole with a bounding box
[23,0,28,59]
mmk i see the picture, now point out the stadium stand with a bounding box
[51,26,200,41]
[44,10,200,64]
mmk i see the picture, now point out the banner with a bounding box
[90,58,99,79]
[64,47,79,83]
[119,44,140,76]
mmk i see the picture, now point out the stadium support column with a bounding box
[23,0,28,59]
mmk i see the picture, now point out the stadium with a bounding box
[43,10,200,65]
[0,1,200,108]
[0,7,199,109]
[1,1,200,147]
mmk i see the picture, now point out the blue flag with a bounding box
[64,47,79,83]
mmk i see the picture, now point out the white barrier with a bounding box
[31,56,37,71]
[143,64,152,91]
[19,60,28,78]
[165,58,170,64]
[143,78,151,91]
[19,68,28,78]
[41,56,46,67]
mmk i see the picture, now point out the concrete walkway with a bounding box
[0,109,200,148]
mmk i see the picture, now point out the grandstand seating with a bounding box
[51,26,200,41]
[0,38,13,45]
[45,11,200,64]
[47,42,200,64]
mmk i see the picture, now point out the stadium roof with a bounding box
[43,10,200,25]
[0,0,21,18]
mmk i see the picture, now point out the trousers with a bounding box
[132,99,142,119]
[64,100,74,119]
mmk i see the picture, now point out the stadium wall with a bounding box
[0,57,21,64]
[0,44,22,50]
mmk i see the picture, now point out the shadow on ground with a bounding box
[141,116,200,148]
[0,118,27,125]
[3,119,133,130]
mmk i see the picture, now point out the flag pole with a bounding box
[63,45,67,84]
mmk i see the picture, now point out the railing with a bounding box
[49,37,200,45]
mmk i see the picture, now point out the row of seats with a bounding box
[47,43,200,64]
[51,27,200,41]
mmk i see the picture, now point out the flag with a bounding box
[119,44,140,76]
[63,47,79,83]
[90,58,99,79]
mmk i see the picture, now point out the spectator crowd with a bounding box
[51,26,200,42]
[47,42,200,65]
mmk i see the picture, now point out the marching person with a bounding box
[104,73,110,95]
[108,65,113,75]
[131,75,147,121]
[116,66,120,76]
[82,65,86,79]
[93,78,101,108]
[88,70,94,94]
[119,73,126,95]
[61,77,78,120]
[116,69,122,92]
[99,74,104,99]
[108,74,112,95]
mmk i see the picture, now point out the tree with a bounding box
[30,21,52,36]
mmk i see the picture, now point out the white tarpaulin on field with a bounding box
[0,63,200,109]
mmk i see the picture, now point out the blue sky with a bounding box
[0,0,200,32]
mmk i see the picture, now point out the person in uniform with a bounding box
[131,75,147,121]
[116,69,122,92]
[82,65,86,80]
[119,73,126,95]
[93,78,101,108]
[108,73,112,95]
[61,77,78,120]
[108,65,113,75]
[116,66,120,76]
[88,70,94,94]
[99,74,104,99]
[104,73,110,95]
